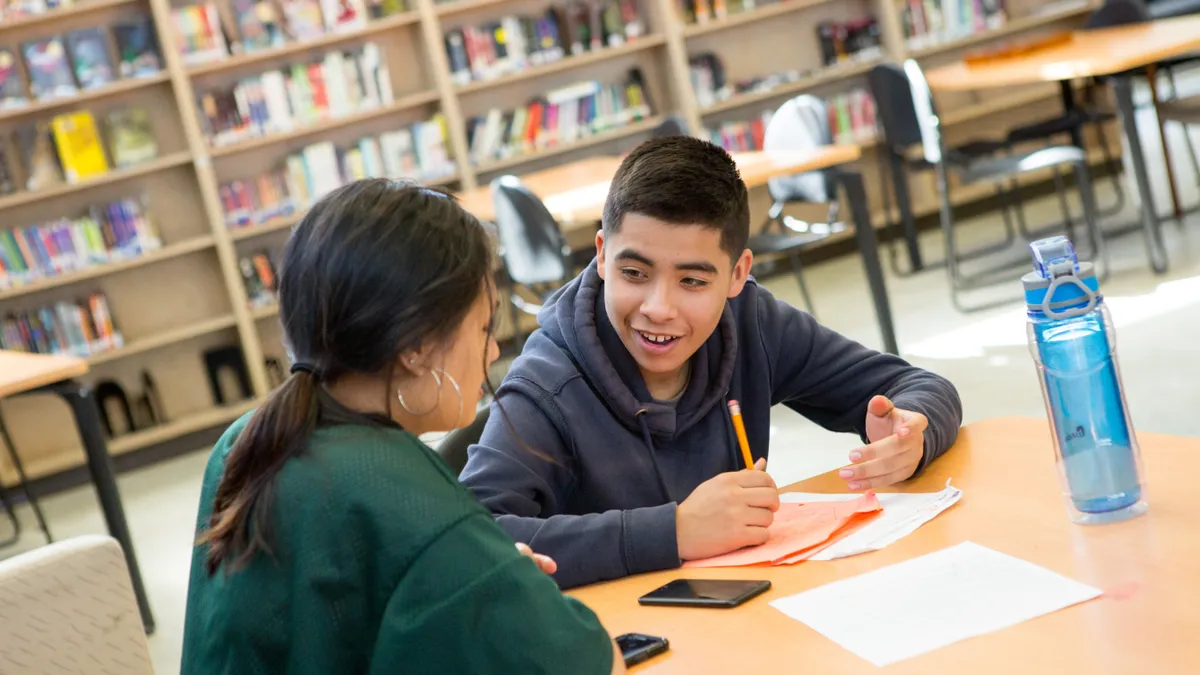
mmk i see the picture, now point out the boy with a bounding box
[460,137,962,589]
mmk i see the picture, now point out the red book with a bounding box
[308,63,329,117]
[750,117,766,151]
[524,101,543,146]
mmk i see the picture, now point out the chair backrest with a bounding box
[0,535,154,675]
[490,176,569,287]
[902,58,944,166]
[763,94,837,204]
[652,115,688,137]
[436,405,491,476]
[1086,0,1150,28]
[867,62,926,153]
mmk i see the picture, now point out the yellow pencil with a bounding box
[727,400,756,470]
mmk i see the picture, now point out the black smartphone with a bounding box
[637,578,772,608]
[617,633,669,667]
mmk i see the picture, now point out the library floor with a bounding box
[5,171,1200,674]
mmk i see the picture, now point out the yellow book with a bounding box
[50,111,109,183]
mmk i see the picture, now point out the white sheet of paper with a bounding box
[770,541,1102,667]
[780,482,962,560]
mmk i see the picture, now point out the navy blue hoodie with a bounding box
[460,261,961,589]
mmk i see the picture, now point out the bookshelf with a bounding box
[0,0,1107,487]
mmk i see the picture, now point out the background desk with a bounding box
[570,417,1198,673]
[0,351,154,633]
[456,147,900,354]
[924,14,1200,274]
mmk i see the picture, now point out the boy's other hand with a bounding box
[676,463,780,561]
[840,395,927,490]
[515,542,558,575]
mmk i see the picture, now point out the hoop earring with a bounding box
[397,370,442,416]
[436,368,463,426]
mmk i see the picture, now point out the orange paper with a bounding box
[683,492,883,568]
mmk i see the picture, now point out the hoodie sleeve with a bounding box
[757,292,963,472]
[459,386,681,589]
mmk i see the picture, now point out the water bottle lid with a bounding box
[1022,236,1100,317]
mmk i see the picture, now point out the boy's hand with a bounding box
[676,459,779,561]
[515,542,557,575]
[840,395,927,490]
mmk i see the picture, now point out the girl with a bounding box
[181,180,624,674]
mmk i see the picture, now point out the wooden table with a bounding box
[456,147,900,355]
[924,15,1200,274]
[457,147,863,225]
[0,350,154,632]
[571,417,1199,673]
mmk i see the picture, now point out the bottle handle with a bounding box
[1041,274,1099,320]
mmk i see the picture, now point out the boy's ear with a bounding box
[727,249,753,299]
[595,230,607,280]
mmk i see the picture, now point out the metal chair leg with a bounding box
[1073,160,1111,281]
[0,405,52,545]
[786,252,817,318]
[1052,168,1078,244]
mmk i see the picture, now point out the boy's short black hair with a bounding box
[602,136,750,260]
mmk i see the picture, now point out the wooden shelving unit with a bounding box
[700,59,879,116]
[473,116,666,174]
[0,0,1108,487]
[681,0,840,37]
[906,2,1094,59]
[186,11,424,76]
[456,35,668,94]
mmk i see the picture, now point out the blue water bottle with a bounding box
[1024,236,1147,524]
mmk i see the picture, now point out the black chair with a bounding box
[999,0,1148,224]
[899,59,1108,312]
[652,116,688,137]
[436,406,490,476]
[870,62,1030,278]
[753,94,851,316]
[490,176,577,349]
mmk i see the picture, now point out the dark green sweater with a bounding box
[181,412,612,674]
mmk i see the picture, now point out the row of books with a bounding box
[466,70,652,165]
[172,0,406,65]
[0,0,70,20]
[240,250,279,307]
[706,111,769,152]
[676,0,767,26]
[704,87,877,151]
[0,293,123,358]
[815,18,883,67]
[0,196,162,290]
[220,117,455,228]
[0,19,163,108]
[444,0,645,86]
[1,108,158,196]
[689,55,876,111]
[902,0,1007,48]
[197,42,394,147]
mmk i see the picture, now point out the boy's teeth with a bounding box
[640,332,676,344]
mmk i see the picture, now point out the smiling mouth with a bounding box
[636,330,681,346]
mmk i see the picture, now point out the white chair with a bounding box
[0,535,154,675]
[755,94,848,316]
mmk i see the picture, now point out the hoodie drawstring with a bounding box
[635,410,674,503]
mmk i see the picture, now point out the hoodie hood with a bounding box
[537,259,738,440]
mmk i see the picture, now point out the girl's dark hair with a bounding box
[199,179,495,574]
